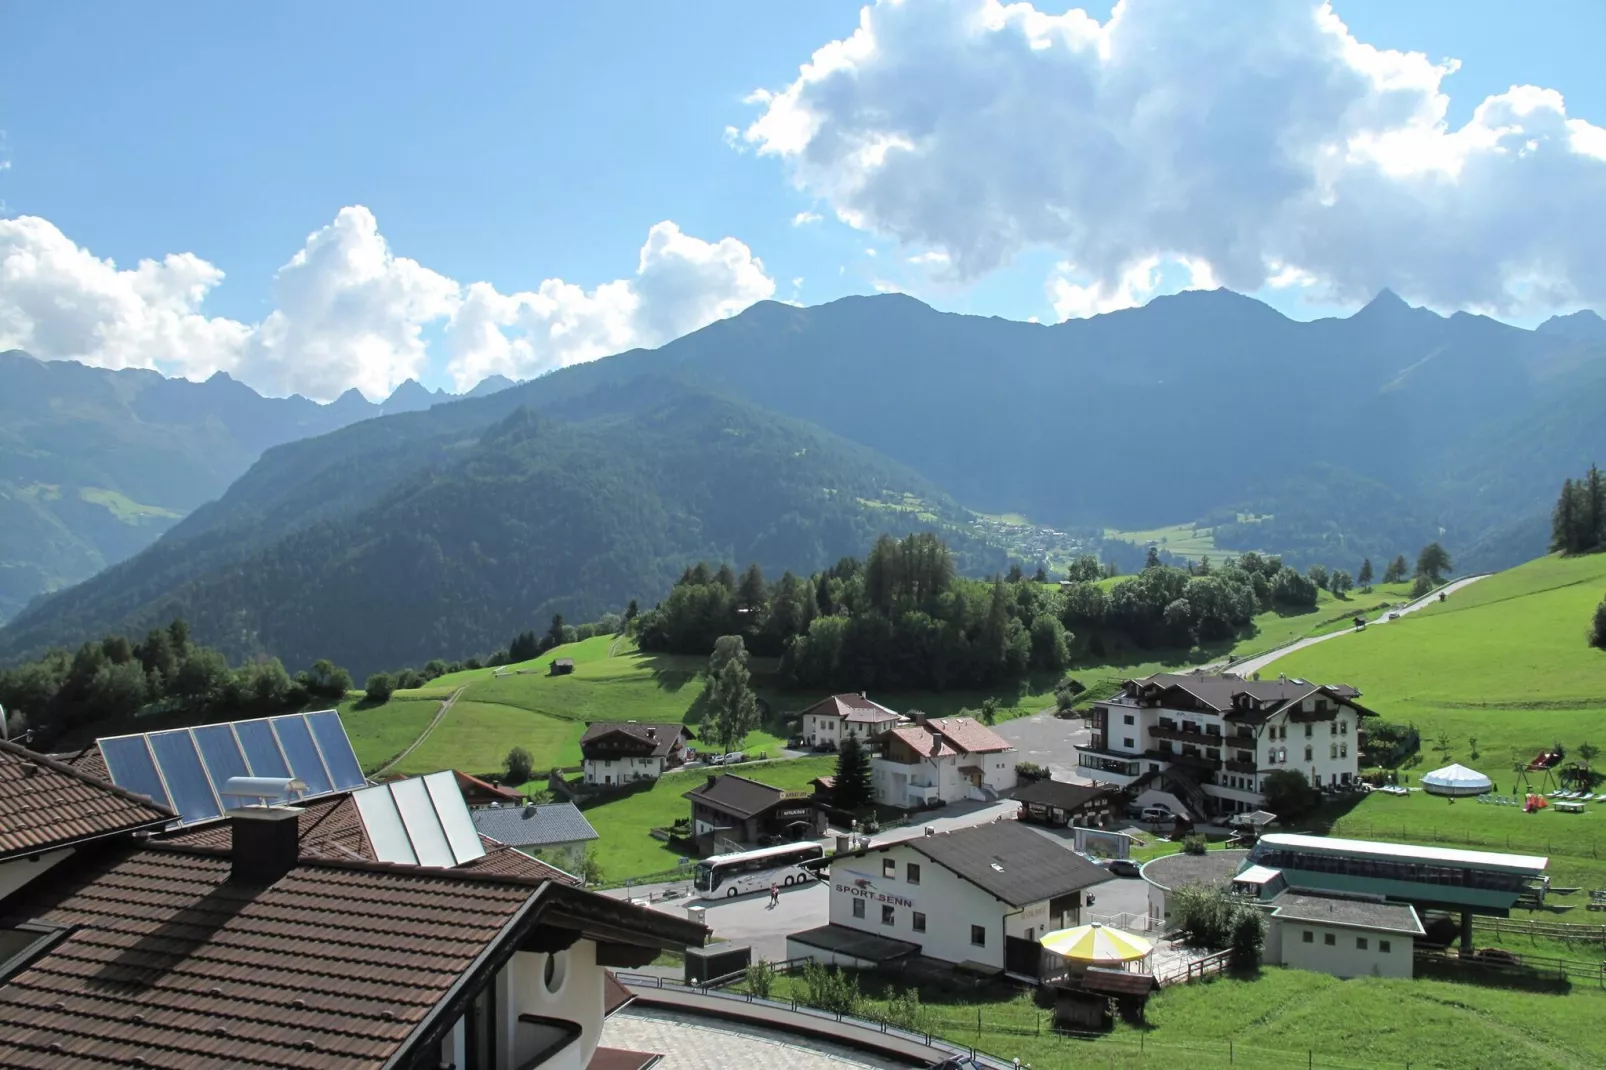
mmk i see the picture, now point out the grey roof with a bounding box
[1140,848,1251,891]
[579,722,690,757]
[1014,779,1117,811]
[1269,891,1425,935]
[898,821,1107,907]
[682,774,786,817]
[470,802,599,848]
[1121,673,1371,723]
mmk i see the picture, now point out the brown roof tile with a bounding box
[924,717,1013,754]
[579,723,689,758]
[0,741,173,861]
[681,774,786,818]
[800,694,901,724]
[48,745,111,784]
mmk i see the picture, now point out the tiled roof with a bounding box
[897,820,1107,907]
[471,802,600,849]
[924,717,1013,754]
[48,745,110,784]
[579,723,689,758]
[453,769,524,804]
[682,774,786,818]
[0,740,173,861]
[800,694,901,724]
[0,844,541,1070]
[887,726,958,757]
[1122,673,1371,723]
[1013,779,1117,812]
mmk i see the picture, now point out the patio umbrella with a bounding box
[1039,922,1152,963]
[1421,763,1492,797]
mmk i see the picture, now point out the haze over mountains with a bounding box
[1,288,1602,673]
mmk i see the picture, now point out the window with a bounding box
[1302,930,1314,944]
[913,912,927,933]
[1330,743,1338,760]
[970,925,986,947]
[882,904,895,926]
[1324,932,1336,946]
[883,857,896,879]
[907,862,921,884]
[1340,743,1348,758]
[1123,737,1136,749]
[1305,724,1313,738]
[1331,721,1338,736]
[1379,940,1391,953]
[853,898,866,919]
[1340,720,1349,734]
[1305,746,1313,762]
[1123,714,1134,725]
[1356,937,1368,950]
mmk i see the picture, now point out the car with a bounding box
[1387,612,1401,621]
[1105,858,1142,878]
[1140,805,1176,823]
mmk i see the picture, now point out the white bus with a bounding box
[693,842,826,898]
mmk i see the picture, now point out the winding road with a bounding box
[1228,573,1490,678]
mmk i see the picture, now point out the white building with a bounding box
[1261,890,1424,979]
[788,820,1107,978]
[872,716,1017,808]
[579,722,692,786]
[1076,672,1376,820]
[799,693,905,748]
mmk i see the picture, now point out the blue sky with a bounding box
[2,0,1603,399]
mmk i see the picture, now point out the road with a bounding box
[1228,573,1489,678]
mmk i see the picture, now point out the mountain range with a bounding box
[0,353,515,623]
[1,288,1602,673]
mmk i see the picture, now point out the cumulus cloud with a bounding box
[742,0,1606,315]
[0,209,775,400]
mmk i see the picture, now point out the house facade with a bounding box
[580,722,692,786]
[1014,779,1121,829]
[799,693,905,748]
[1261,891,1423,979]
[789,820,1106,977]
[683,773,826,851]
[871,716,1017,809]
[1075,672,1377,819]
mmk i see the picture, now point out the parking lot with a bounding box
[991,710,1090,782]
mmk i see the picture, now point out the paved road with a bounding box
[1228,574,1489,678]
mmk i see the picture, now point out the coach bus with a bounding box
[693,842,826,898]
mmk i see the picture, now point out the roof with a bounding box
[158,793,579,885]
[0,842,705,1069]
[603,970,636,1016]
[1014,780,1115,811]
[787,924,921,963]
[1140,849,1251,892]
[891,821,1107,907]
[1118,673,1374,723]
[0,739,174,861]
[800,694,902,724]
[887,726,958,757]
[471,802,600,849]
[1233,864,1284,885]
[682,774,787,818]
[1256,833,1548,875]
[923,717,1013,754]
[1268,891,1426,935]
[453,769,524,803]
[47,744,110,784]
[580,723,690,758]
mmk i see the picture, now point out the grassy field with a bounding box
[750,964,1606,1069]
[340,695,441,773]
[1105,521,1221,559]
[583,757,838,881]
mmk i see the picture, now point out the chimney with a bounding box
[707,775,718,790]
[229,806,301,885]
[860,692,867,699]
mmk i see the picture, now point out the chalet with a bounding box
[790,820,1106,978]
[1076,671,1378,820]
[1014,779,1120,829]
[580,722,692,786]
[799,693,905,749]
[454,768,527,807]
[0,736,707,1070]
[682,773,826,852]
[871,715,1017,808]
[472,801,601,875]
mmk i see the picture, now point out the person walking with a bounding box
[769,882,780,908]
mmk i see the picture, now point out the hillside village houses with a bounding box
[470,800,600,874]
[1076,672,1376,821]
[799,692,905,748]
[872,714,1018,808]
[579,721,692,786]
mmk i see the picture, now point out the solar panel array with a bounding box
[98,710,368,825]
[350,771,486,868]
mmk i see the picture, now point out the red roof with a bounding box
[924,717,1013,754]
[887,726,959,757]
[0,740,173,860]
[454,769,524,803]
[800,694,902,724]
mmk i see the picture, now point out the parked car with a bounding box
[1387,612,1401,621]
[1140,805,1175,823]
[1105,858,1142,878]
[722,752,746,765]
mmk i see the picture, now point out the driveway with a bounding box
[1230,573,1489,678]
[991,711,1090,783]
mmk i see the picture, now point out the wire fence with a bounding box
[1328,819,1606,860]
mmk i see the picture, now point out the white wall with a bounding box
[508,939,607,1068]
[583,756,664,785]
[827,842,1009,969]
[0,848,72,900]
[1272,919,1413,979]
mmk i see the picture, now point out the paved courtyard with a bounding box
[991,710,1090,783]
[600,1007,913,1069]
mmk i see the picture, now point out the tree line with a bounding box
[1552,465,1606,556]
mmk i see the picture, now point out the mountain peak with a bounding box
[1536,308,1606,342]
[1360,287,1409,313]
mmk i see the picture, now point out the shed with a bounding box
[551,658,576,676]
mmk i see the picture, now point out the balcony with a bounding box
[1225,759,1258,774]
[1168,750,1223,774]
[1077,751,1142,779]
[1150,723,1224,747]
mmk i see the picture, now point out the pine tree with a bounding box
[1589,465,1606,552]
[737,563,768,611]
[834,734,874,811]
[1357,558,1374,591]
[1145,545,1162,570]
[1383,555,1409,584]
[1553,478,1580,553]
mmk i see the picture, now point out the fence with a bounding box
[1088,911,1158,933]
[1414,948,1606,986]
[1475,916,1606,945]
[1155,949,1234,986]
[1329,820,1606,859]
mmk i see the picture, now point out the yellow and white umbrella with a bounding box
[1039,922,1152,964]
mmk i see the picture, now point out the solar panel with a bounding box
[270,714,332,795]
[391,776,455,868]
[424,770,487,866]
[193,724,249,787]
[305,710,366,790]
[234,718,292,779]
[352,784,417,865]
[147,730,222,824]
[99,735,172,812]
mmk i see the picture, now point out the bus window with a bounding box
[694,862,717,891]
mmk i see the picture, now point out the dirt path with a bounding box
[372,685,467,778]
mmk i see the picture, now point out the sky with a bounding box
[2,0,1603,402]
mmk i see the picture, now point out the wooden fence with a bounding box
[1474,915,1606,945]
[1156,948,1234,986]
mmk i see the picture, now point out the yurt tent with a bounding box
[1421,763,1492,797]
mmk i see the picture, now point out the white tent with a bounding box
[1421,763,1493,797]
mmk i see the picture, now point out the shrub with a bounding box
[800,961,860,1015]
[1182,833,1208,856]
[1591,599,1606,650]
[1172,884,1265,966]
[1262,768,1319,819]
[1410,573,1435,598]
[1016,761,1050,783]
[881,986,928,1032]
[363,673,394,704]
[744,959,775,1000]
[504,746,534,785]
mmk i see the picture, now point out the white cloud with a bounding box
[907,250,951,268]
[0,209,775,401]
[742,0,1606,315]
[1047,254,1218,320]
[791,211,823,226]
